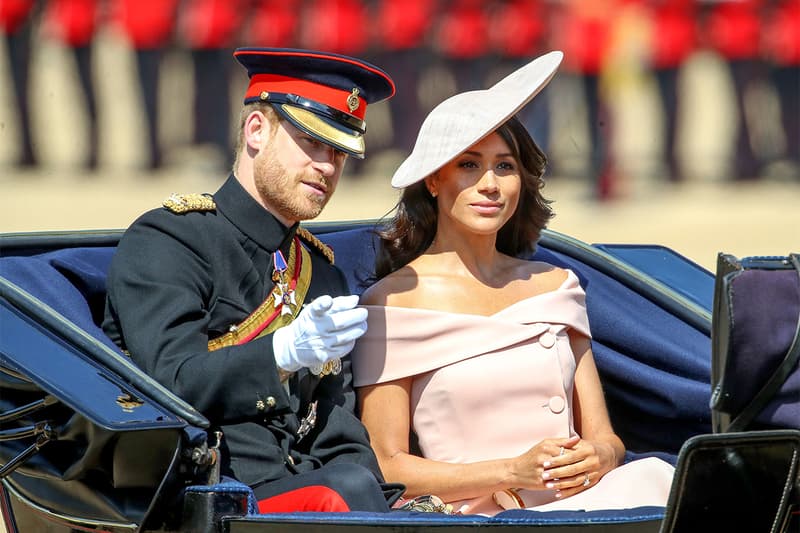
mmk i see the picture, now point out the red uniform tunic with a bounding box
[435,0,490,60]
[112,0,178,49]
[553,0,615,75]
[763,0,800,66]
[180,0,243,49]
[649,0,697,69]
[0,0,34,34]
[246,0,301,48]
[299,0,368,55]
[44,0,98,46]
[374,0,434,52]
[705,0,762,60]
[489,0,548,59]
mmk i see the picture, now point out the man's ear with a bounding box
[244,111,267,151]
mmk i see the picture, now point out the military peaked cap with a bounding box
[234,47,396,158]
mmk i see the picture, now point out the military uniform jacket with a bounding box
[102,175,383,487]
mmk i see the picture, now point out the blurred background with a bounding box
[1,0,798,271]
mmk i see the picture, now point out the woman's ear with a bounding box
[244,111,267,151]
[424,176,438,198]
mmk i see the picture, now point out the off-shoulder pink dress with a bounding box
[352,269,674,516]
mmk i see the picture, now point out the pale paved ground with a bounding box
[3,164,799,271]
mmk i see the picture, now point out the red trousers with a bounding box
[257,485,349,513]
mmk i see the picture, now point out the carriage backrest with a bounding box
[0,225,714,456]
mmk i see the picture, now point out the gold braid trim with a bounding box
[297,227,334,264]
[163,193,216,214]
[207,241,312,353]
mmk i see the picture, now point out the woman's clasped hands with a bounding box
[513,434,619,500]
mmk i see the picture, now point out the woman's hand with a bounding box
[539,435,619,499]
[508,435,583,491]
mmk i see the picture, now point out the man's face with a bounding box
[253,119,347,226]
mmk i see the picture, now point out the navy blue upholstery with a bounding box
[0,228,711,454]
[247,506,666,528]
[0,226,719,526]
[0,247,119,353]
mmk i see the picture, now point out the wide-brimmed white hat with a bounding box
[391,50,563,189]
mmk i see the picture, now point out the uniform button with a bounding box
[256,396,277,412]
[539,332,556,348]
[548,396,566,414]
[286,455,295,465]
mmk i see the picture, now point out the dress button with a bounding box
[548,396,566,414]
[539,332,556,348]
[265,396,277,408]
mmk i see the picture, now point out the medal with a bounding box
[296,400,318,442]
[310,358,342,377]
[271,250,296,316]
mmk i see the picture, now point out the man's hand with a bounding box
[273,295,368,372]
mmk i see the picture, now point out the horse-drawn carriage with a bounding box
[1,222,797,532]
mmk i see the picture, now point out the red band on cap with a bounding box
[245,74,367,120]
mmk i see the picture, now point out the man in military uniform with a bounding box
[102,48,401,512]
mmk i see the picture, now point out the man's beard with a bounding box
[253,144,331,223]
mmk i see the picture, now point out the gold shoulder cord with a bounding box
[297,227,334,264]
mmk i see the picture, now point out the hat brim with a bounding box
[276,104,366,158]
[391,51,563,188]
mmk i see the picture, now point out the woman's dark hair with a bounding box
[374,116,553,280]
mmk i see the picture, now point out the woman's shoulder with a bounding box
[360,265,421,306]
[513,259,571,290]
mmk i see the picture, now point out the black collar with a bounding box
[214,175,297,253]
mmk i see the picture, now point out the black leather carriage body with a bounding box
[711,253,800,433]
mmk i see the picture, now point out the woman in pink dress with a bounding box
[350,52,674,516]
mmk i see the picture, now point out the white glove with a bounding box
[273,295,368,373]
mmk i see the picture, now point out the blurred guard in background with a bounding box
[113,0,179,171]
[244,0,301,49]
[552,0,617,199]
[44,0,100,169]
[435,0,491,94]
[371,0,438,156]
[1,0,37,168]
[488,0,552,154]
[763,0,800,179]
[703,0,765,181]
[644,0,698,183]
[180,0,243,170]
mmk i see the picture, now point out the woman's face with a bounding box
[426,132,521,237]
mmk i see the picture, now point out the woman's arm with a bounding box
[538,331,625,497]
[358,378,573,502]
[572,332,625,462]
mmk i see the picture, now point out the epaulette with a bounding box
[162,193,216,214]
[297,227,334,264]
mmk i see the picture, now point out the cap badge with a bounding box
[347,88,360,113]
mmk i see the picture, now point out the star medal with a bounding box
[296,400,318,442]
[310,358,342,377]
[271,250,296,316]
